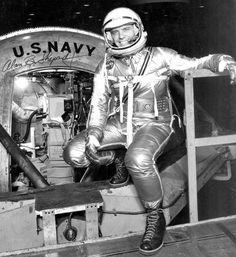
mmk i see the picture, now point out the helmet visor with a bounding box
[103,16,139,31]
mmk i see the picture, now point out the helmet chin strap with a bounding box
[107,34,147,57]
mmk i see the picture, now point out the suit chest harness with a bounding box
[105,47,173,145]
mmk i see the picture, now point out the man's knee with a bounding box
[125,148,153,174]
[63,132,89,168]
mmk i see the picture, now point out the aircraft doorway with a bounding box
[11,69,93,190]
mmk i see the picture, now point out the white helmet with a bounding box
[102,7,147,56]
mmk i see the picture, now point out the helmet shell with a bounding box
[102,7,147,56]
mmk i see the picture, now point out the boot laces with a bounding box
[143,210,160,241]
[114,159,127,179]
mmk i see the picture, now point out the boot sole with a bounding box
[109,177,129,188]
[138,242,164,256]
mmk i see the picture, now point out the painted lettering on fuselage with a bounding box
[12,41,96,57]
[2,41,96,72]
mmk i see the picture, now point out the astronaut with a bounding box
[63,7,236,255]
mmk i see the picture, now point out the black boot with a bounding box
[109,151,129,187]
[139,207,166,255]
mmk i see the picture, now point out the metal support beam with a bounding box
[86,204,99,240]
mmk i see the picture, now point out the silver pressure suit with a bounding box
[63,46,223,207]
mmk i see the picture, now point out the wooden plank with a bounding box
[35,183,103,212]
[185,69,228,78]
[0,181,111,202]
[195,134,236,147]
[184,74,198,222]
[0,181,109,208]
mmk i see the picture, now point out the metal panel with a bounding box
[85,204,99,240]
[42,209,57,246]
[0,200,43,252]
